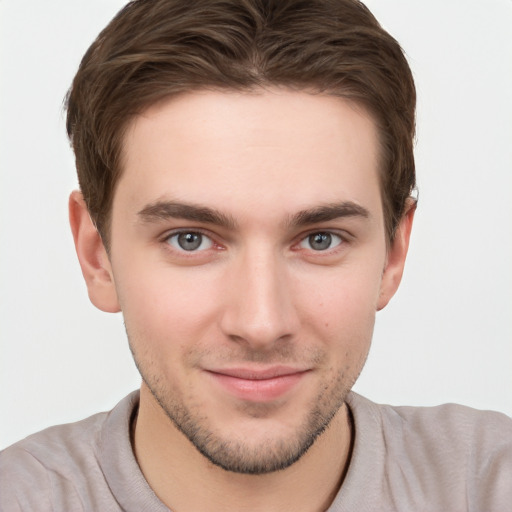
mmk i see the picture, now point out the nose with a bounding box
[219,247,298,350]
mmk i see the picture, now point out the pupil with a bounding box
[310,233,331,251]
[178,232,202,251]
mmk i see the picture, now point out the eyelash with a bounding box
[161,228,349,257]
[163,229,221,254]
[296,231,345,252]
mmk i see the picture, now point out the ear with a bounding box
[69,190,121,313]
[377,201,416,311]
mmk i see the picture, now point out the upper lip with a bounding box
[206,366,310,380]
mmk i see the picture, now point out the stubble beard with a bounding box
[129,336,357,475]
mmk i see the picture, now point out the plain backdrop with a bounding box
[1,0,511,450]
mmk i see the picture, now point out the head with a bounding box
[66,0,416,249]
[68,0,416,475]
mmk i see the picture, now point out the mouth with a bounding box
[204,366,311,402]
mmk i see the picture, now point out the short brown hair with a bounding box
[66,0,416,245]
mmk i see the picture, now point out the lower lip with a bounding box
[207,372,307,402]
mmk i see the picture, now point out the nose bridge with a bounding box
[220,242,296,347]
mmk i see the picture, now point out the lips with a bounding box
[205,366,310,402]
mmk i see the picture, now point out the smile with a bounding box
[205,366,311,402]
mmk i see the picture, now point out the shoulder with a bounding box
[1,407,108,468]
[377,398,512,466]
[387,400,512,509]
[0,412,105,510]
[373,396,512,448]
[341,393,512,511]
[348,391,512,453]
[0,392,139,511]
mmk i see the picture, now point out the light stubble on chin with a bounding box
[128,334,358,475]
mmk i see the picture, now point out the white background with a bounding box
[1,1,511,449]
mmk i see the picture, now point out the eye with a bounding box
[166,231,214,252]
[299,232,343,251]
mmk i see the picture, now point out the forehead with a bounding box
[116,88,383,224]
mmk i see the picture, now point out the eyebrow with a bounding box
[137,201,237,229]
[288,202,370,227]
[137,200,370,229]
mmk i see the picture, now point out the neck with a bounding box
[133,384,353,512]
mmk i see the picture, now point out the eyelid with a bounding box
[160,226,214,241]
[292,228,352,252]
[158,226,352,256]
[168,232,213,252]
[299,232,343,250]
[161,227,222,253]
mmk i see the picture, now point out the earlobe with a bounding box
[69,190,121,313]
[377,201,416,311]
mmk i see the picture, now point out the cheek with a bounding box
[294,260,383,370]
[298,261,383,328]
[114,263,224,354]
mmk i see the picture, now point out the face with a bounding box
[102,89,399,473]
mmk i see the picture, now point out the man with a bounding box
[1,0,511,511]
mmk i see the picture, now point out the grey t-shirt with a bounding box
[1,391,511,511]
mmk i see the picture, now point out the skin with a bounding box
[70,88,414,511]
